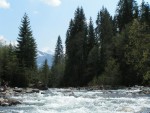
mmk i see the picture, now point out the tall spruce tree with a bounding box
[84,17,98,84]
[125,19,150,85]
[64,7,88,86]
[41,59,49,86]
[116,0,138,32]
[140,0,150,26]
[5,44,19,86]
[96,7,114,74]
[16,13,37,69]
[52,36,64,66]
[15,13,37,87]
[87,17,96,53]
[51,36,64,87]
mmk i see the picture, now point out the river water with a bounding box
[0,88,150,113]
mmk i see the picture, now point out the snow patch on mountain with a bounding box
[37,50,53,67]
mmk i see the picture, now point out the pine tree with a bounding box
[85,46,99,85]
[84,17,98,85]
[53,36,64,66]
[125,19,150,85]
[14,13,37,87]
[140,0,150,26]
[16,13,37,69]
[97,58,121,86]
[5,44,19,86]
[87,17,96,54]
[64,7,88,86]
[0,44,19,86]
[116,0,138,32]
[51,36,64,87]
[96,7,114,74]
[41,59,49,86]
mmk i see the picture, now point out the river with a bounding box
[0,88,150,113]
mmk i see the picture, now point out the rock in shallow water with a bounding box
[13,88,23,93]
[0,98,21,106]
[120,107,135,112]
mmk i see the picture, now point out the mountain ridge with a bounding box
[37,50,53,67]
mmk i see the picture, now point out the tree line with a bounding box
[0,0,150,88]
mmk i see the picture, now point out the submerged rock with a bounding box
[120,107,135,112]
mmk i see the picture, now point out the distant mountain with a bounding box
[37,50,53,67]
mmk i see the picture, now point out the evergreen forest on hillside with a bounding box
[0,0,150,88]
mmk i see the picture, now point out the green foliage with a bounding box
[125,19,150,85]
[85,46,99,85]
[8,13,38,87]
[53,36,64,65]
[83,18,98,85]
[116,0,138,32]
[51,63,65,87]
[64,7,88,87]
[87,17,96,53]
[95,7,114,75]
[16,13,37,69]
[140,1,150,26]
[40,59,50,86]
[143,71,150,85]
[51,36,65,87]
[90,58,121,86]
[1,1,150,88]
[0,44,20,86]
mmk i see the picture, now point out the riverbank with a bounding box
[0,87,41,106]
[1,87,150,113]
[0,86,150,107]
[71,85,150,94]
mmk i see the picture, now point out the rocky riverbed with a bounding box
[0,86,150,109]
[0,87,40,106]
[0,86,150,113]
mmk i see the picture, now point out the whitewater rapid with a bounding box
[0,88,150,113]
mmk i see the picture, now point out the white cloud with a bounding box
[41,0,61,7]
[0,35,17,46]
[10,41,18,46]
[0,35,6,42]
[0,0,10,9]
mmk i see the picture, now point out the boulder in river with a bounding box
[120,107,135,112]
[7,98,21,106]
[32,89,40,93]
[13,88,23,93]
[0,98,21,106]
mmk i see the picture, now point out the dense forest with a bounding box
[0,0,150,88]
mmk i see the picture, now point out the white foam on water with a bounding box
[1,89,150,113]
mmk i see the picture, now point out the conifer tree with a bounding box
[96,7,114,73]
[51,36,64,87]
[41,59,49,86]
[5,44,19,86]
[125,19,150,85]
[53,36,64,66]
[116,0,138,32]
[87,17,96,54]
[16,13,37,69]
[140,0,150,26]
[14,13,37,87]
[84,17,98,84]
[64,7,88,86]
[86,46,99,85]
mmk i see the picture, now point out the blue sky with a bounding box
[0,0,148,53]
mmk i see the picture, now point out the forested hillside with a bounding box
[0,0,150,87]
